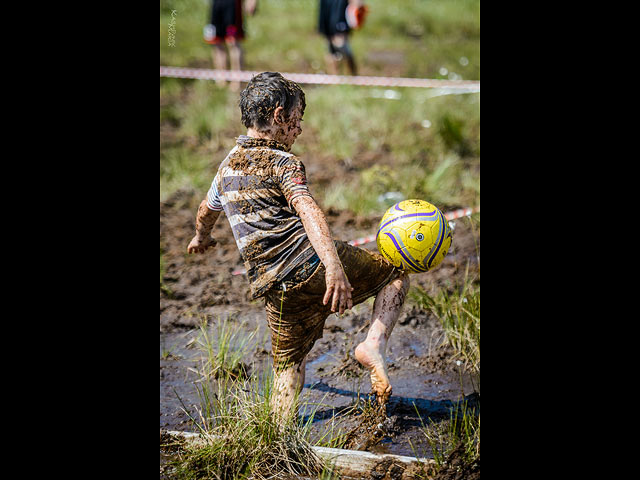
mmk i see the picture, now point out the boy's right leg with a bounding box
[355,272,410,405]
[272,356,306,423]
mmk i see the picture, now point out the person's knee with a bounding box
[329,34,353,58]
[397,272,410,291]
[394,273,410,305]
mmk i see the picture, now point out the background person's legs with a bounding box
[325,52,339,75]
[211,43,228,87]
[227,41,243,91]
[328,33,357,75]
[355,272,410,405]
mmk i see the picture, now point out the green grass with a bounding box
[173,372,328,479]
[160,80,479,210]
[410,258,480,377]
[196,316,258,380]
[160,0,480,212]
[412,398,480,470]
[160,80,241,202]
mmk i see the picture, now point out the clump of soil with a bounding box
[431,442,480,480]
[340,401,389,451]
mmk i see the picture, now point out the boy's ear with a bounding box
[273,106,285,125]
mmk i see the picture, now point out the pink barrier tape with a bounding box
[160,66,480,91]
[230,206,479,276]
[443,206,480,220]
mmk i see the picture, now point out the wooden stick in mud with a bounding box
[312,445,435,473]
[163,430,435,476]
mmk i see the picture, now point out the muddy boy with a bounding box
[187,72,409,419]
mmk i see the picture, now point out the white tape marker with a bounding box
[160,66,480,91]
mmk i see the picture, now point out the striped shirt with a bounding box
[206,136,317,298]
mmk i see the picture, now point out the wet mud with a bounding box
[160,187,479,462]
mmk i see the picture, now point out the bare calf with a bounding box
[354,272,410,405]
[272,358,307,423]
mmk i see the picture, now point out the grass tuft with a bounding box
[410,260,480,376]
[413,398,480,470]
[195,316,258,381]
[174,373,327,479]
[170,318,343,479]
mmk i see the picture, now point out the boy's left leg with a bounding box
[354,272,410,405]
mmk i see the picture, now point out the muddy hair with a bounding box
[239,72,306,131]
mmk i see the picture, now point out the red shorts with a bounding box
[205,25,244,45]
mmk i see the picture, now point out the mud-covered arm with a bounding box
[292,195,353,314]
[187,200,220,254]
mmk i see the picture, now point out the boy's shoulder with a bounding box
[236,135,294,157]
[223,136,303,172]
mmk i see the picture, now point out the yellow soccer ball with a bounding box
[376,199,453,274]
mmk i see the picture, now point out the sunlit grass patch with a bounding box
[321,152,478,216]
[301,85,479,215]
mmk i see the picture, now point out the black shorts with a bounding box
[207,0,244,44]
[318,0,350,38]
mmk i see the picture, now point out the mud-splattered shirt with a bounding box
[206,136,317,298]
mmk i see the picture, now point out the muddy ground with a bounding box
[160,177,479,471]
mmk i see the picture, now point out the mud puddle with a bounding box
[161,190,480,462]
[160,301,477,458]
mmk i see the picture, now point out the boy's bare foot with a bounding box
[354,341,392,405]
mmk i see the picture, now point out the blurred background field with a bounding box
[160,0,479,215]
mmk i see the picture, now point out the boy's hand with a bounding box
[189,201,221,254]
[323,266,354,315]
[187,235,217,254]
[292,195,354,315]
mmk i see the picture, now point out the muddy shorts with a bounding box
[264,240,401,368]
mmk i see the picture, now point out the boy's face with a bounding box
[273,102,304,149]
